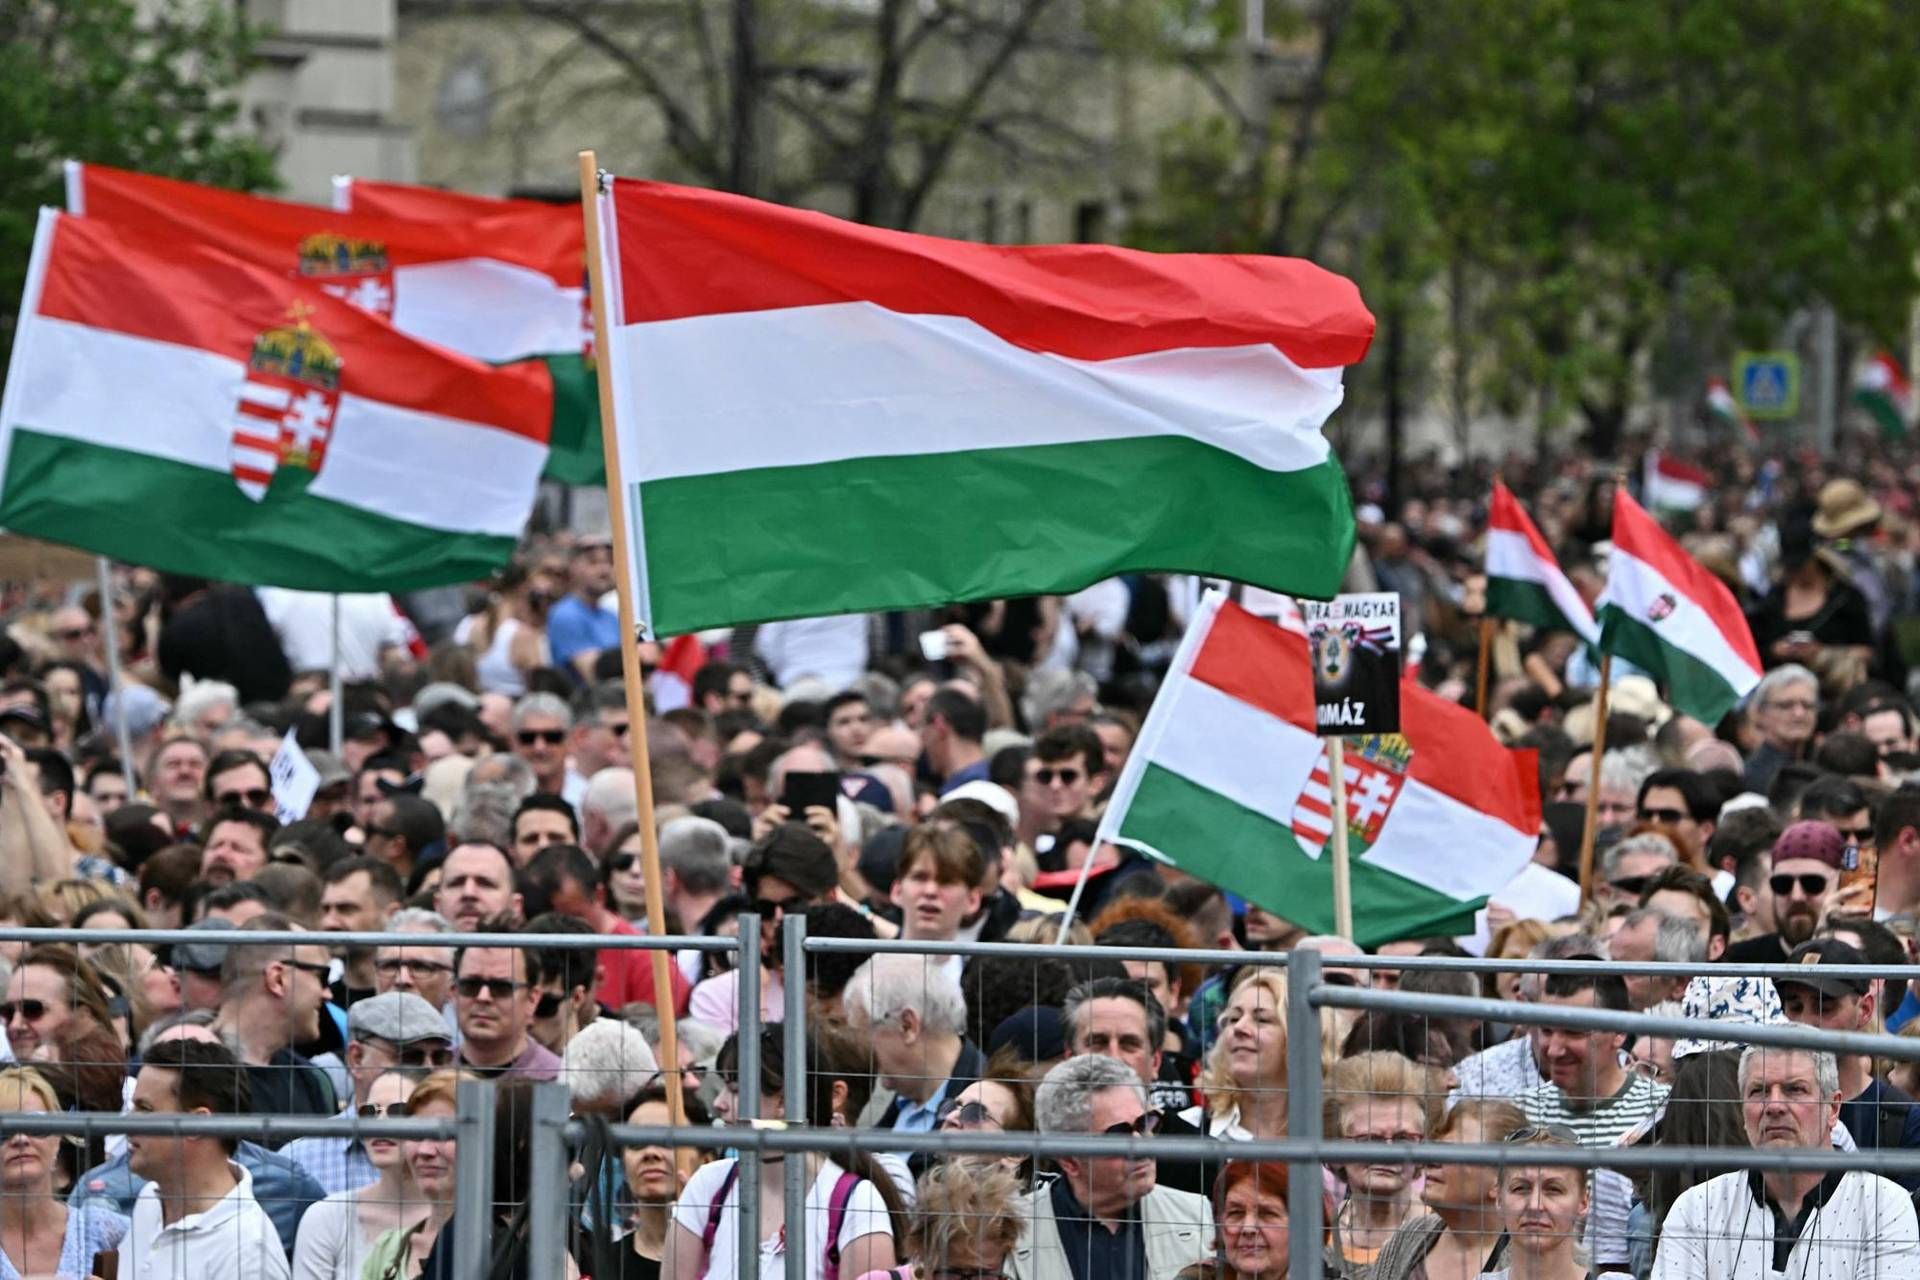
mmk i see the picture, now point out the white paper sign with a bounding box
[269,729,320,824]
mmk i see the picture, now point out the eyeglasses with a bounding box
[357,1102,414,1119]
[1034,767,1082,786]
[1348,1130,1427,1145]
[1771,873,1832,898]
[395,1044,455,1068]
[1320,972,1359,988]
[1637,807,1688,826]
[0,1000,49,1023]
[936,1100,1002,1132]
[1767,698,1818,714]
[609,722,631,738]
[1608,875,1653,897]
[456,977,527,1001]
[1100,1111,1161,1139]
[217,788,272,808]
[54,626,94,641]
[375,958,452,976]
[516,729,567,746]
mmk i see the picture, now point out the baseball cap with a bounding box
[170,917,235,975]
[988,1005,1067,1063]
[305,749,352,790]
[943,779,1021,827]
[1777,938,1874,1001]
[743,824,839,900]
[348,992,452,1047]
[0,706,48,732]
[1774,820,1847,870]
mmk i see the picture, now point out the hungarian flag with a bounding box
[66,162,591,481]
[1642,449,1709,515]
[333,176,603,485]
[1598,489,1761,725]
[1854,351,1912,440]
[1484,480,1599,643]
[0,209,551,590]
[1098,591,1540,945]
[1706,378,1759,444]
[593,177,1373,636]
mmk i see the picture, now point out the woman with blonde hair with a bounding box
[0,1066,127,1277]
[1181,967,1339,1143]
[1485,1127,1627,1280]
[1371,1099,1527,1280]
[1324,1051,1445,1270]
[1487,919,1554,1002]
[853,1161,1024,1280]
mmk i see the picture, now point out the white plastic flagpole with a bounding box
[94,557,135,794]
[1328,735,1354,939]
[328,594,343,756]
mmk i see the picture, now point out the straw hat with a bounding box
[1812,478,1882,539]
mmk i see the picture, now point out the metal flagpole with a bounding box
[94,557,136,793]
[577,150,687,1128]
[328,594,344,756]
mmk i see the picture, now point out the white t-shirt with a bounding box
[672,1157,893,1280]
[257,588,416,680]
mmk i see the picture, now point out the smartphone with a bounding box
[1841,840,1879,907]
[918,629,949,662]
[781,770,842,815]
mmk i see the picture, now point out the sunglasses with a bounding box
[534,991,566,1019]
[1320,972,1359,988]
[1838,826,1875,844]
[357,1101,415,1119]
[609,854,639,873]
[1100,1112,1161,1139]
[1034,767,1082,786]
[375,958,452,976]
[751,897,801,918]
[396,1044,456,1068]
[1771,873,1832,898]
[936,1100,1002,1131]
[218,788,272,808]
[456,977,527,1001]
[281,959,333,980]
[516,729,567,746]
[1637,807,1688,826]
[1608,875,1653,897]
[0,1000,49,1023]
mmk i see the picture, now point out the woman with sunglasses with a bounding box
[1372,1100,1526,1280]
[854,1161,1023,1280]
[1486,1127,1628,1280]
[294,1070,421,1280]
[0,1066,127,1280]
[934,1065,1037,1185]
[2,942,116,1062]
[365,1069,463,1280]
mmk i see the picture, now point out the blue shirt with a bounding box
[892,1076,956,1134]
[547,595,620,674]
[277,1134,377,1197]
[1048,1176,1146,1280]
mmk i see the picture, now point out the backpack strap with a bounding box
[697,1163,743,1278]
[1879,1098,1915,1152]
[821,1170,864,1280]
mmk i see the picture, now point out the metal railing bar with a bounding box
[0,926,738,951]
[0,1113,460,1139]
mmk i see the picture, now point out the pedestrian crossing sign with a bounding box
[1734,351,1800,419]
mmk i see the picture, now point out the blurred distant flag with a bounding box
[591,177,1375,635]
[332,176,604,484]
[1854,351,1912,440]
[1642,449,1709,516]
[1484,480,1599,643]
[1705,377,1759,444]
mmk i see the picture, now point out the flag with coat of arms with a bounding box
[1096,590,1541,945]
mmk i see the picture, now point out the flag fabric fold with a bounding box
[1854,351,1912,440]
[1706,378,1759,445]
[1642,449,1709,515]
[0,209,551,590]
[1484,479,1600,644]
[594,177,1375,636]
[1097,591,1541,946]
[332,176,603,484]
[1597,489,1762,725]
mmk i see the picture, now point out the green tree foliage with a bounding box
[0,0,276,361]
[1136,0,1920,452]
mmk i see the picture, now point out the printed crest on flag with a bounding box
[1291,731,1413,857]
[230,305,343,502]
[297,232,395,319]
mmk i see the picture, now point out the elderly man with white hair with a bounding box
[1744,663,1821,795]
[1009,1054,1211,1280]
[561,1018,659,1118]
[580,767,638,857]
[843,954,984,1134]
[1653,1045,1919,1280]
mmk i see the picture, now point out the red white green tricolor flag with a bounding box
[1706,377,1759,444]
[332,176,603,484]
[1097,591,1541,945]
[66,162,591,482]
[592,178,1375,636]
[1854,351,1912,440]
[1485,480,1599,643]
[1643,449,1710,515]
[0,210,551,589]
[1598,490,1762,725]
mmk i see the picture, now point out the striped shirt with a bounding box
[1518,1072,1669,1146]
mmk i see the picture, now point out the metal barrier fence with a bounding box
[8,921,1920,1279]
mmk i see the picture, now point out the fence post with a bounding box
[737,913,763,1271]
[1287,948,1324,1280]
[527,1083,571,1278]
[453,1078,498,1280]
[783,912,810,1280]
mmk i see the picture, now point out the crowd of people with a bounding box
[0,442,1916,1277]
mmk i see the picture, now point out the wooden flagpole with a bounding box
[1328,736,1354,939]
[577,152,686,1128]
[1474,616,1494,720]
[1576,652,1612,906]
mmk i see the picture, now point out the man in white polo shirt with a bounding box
[124,1037,289,1280]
